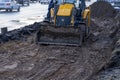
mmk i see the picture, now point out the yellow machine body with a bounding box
[83,8,91,26]
[57,4,74,16]
[50,3,91,27]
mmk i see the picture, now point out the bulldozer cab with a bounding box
[54,0,85,8]
[52,0,86,27]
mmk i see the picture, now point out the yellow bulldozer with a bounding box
[36,0,91,46]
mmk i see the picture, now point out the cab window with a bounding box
[65,0,76,3]
[0,0,10,2]
[55,0,76,4]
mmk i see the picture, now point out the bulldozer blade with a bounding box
[35,23,85,47]
[37,42,81,47]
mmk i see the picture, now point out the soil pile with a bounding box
[0,18,119,80]
[89,12,120,80]
[90,1,117,18]
[89,38,120,80]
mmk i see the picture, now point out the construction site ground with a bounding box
[0,1,120,80]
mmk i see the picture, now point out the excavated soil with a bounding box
[89,13,120,80]
[90,1,117,19]
[89,39,120,80]
[0,18,119,80]
[0,1,120,80]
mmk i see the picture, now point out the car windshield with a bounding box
[57,0,76,4]
[65,0,75,3]
[0,0,10,2]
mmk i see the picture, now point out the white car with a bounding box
[0,0,20,12]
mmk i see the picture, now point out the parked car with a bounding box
[17,0,30,6]
[0,0,20,12]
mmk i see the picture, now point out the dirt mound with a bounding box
[89,38,120,80]
[89,12,120,80]
[90,1,117,18]
[0,17,119,80]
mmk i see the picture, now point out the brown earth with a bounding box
[90,1,117,19]
[0,1,120,80]
[89,13,120,80]
[89,38,120,80]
